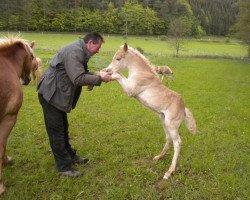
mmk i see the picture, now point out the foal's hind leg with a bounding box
[154,113,172,160]
[163,127,181,179]
[0,114,17,195]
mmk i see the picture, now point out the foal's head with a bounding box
[107,43,154,74]
[107,43,129,73]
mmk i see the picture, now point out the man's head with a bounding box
[83,32,104,55]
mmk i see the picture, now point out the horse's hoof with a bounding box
[153,156,160,160]
[163,172,172,180]
[153,155,164,160]
[163,175,170,180]
[4,156,15,166]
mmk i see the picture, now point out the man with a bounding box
[38,32,112,177]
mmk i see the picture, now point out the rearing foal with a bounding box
[0,37,36,195]
[107,43,197,180]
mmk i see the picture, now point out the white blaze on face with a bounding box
[106,64,113,72]
[106,51,120,72]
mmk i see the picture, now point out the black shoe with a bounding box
[59,170,81,178]
[73,155,89,164]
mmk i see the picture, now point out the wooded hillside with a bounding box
[0,0,239,36]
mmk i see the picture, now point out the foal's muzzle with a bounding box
[106,67,112,72]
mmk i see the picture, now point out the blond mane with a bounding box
[128,47,158,76]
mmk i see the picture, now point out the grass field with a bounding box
[0,32,248,62]
[1,32,250,199]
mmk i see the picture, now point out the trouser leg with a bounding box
[62,114,76,158]
[38,94,72,172]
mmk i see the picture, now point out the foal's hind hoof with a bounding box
[163,171,173,180]
[153,155,164,160]
[153,156,159,160]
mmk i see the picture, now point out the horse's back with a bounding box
[137,77,185,115]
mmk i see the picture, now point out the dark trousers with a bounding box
[38,94,76,171]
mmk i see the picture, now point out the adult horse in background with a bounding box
[153,65,174,82]
[106,43,197,180]
[0,36,36,195]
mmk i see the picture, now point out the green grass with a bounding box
[1,32,250,199]
[0,32,248,60]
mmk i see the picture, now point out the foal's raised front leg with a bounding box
[112,73,139,97]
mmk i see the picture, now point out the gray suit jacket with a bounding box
[38,39,102,113]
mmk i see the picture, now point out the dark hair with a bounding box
[83,32,104,44]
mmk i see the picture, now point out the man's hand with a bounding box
[96,71,113,82]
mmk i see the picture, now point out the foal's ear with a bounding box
[124,43,128,52]
[30,41,35,48]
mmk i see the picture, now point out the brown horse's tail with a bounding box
[184,108,197,134]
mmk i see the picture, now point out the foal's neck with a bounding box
[127,55,153,75]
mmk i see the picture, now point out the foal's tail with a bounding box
[184,108,197,134]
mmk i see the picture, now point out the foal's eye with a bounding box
[116,58,122,61]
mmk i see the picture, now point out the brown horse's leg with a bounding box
[0,114,17,195]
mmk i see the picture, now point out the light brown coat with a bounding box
[107,43,196,180]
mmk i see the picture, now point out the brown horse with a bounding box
[0,36,36,195]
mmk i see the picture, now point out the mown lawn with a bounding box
[1,32,249,199]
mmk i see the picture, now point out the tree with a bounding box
[168,17,191,57]
[102,2,118,33]
[0,0,241,35]
[234,0,250,58]
[189,0,239,36]
[118,2,164,35]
